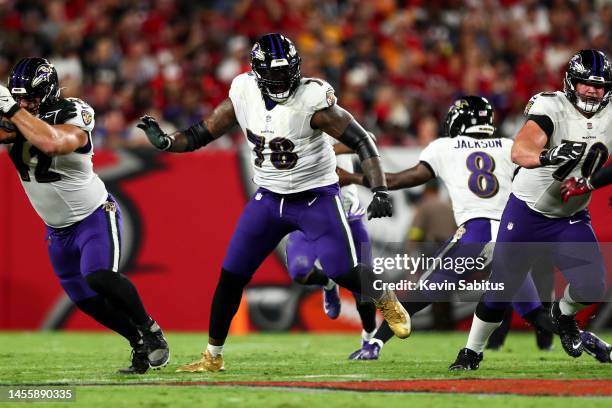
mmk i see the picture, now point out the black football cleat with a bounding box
[551,301,582,358]
[535,327,554,351]
[118,345,149,374]
[449,348,483,371]
[142,321,170,369]
[581,331,612,363]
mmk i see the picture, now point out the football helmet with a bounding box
[564,49,612,114]
[250,33,301,103]
[444,96,495,138]
[8,57,60,114]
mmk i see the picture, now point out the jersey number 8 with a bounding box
[466,151,499,198]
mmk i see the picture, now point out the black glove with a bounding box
[539,142,583,166]
[367,188,393,219]
[137,115,173,151]
[41,99,78,125]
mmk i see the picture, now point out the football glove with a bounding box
[367,189,393,219]
[539,142,583,166]
[137,115,173,151]
[41,99,78,125]
[0,85,18,116]
[560,177,593,202]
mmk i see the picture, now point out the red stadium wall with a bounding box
[0,149,611,331]
[0,149,291,331]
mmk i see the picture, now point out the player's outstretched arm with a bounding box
[512,119,583,169]
[138,98,238,152]
[384,164,434,190]
[333,132,376,155]
[311,104,391,218]
[0,87,83,155]
[511,120,549,168]
[561,164,612,202]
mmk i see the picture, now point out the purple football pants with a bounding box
[46,195,122,302]
[416,217,542,317]
[483,194,606,309]
[223,184,358,279]
[286,216,371,280]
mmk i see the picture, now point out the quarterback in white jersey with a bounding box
[346,96,550,361]
[138,33,409,373]
[0,57,168,374]
[450,49,612,371]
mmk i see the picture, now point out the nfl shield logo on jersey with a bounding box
[507,222,514,230]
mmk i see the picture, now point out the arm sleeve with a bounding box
[590,163,612,189]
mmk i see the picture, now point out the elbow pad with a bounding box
[184,121,214,152]
[338,121,379,162]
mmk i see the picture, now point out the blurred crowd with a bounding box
[1,0,611,149]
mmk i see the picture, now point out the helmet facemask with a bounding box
[251,34,301,103]
[564,50,612,114]
[8,58,60,115]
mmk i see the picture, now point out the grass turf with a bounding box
[0,331,611,407]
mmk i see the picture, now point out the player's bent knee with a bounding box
[476,300,508,323]
[569,284,605,304]
[85,269,119,294]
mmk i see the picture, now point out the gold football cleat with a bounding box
[374,289,411,339]
[175,350,225,373]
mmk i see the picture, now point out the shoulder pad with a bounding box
[523,92,561,117]
[299,77,336,112]
[64,97,95,132]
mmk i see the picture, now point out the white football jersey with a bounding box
[420,136,516,226]
[513,91,612,217]
[229,73,338,194]
[329,137,365,218]
[9,98,107,228]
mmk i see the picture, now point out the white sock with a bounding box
[207,343,224,357]
[559,285,584,316]
[465,314,502,353]
[362,329,376,342]
[323,279,336,291]
[369,338,384,349]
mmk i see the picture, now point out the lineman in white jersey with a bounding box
[0,57,168,374]
[450,49,612,370]
[346,96,551,361]
[285,137,378,357]
[138,33,410,373]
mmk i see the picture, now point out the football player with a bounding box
[0,58,168,374]
[345,96,557,360]
[449,49,612,370]
[285,139,378,354]
[138,33,410,372]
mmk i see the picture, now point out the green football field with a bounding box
[1,331,611,407]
